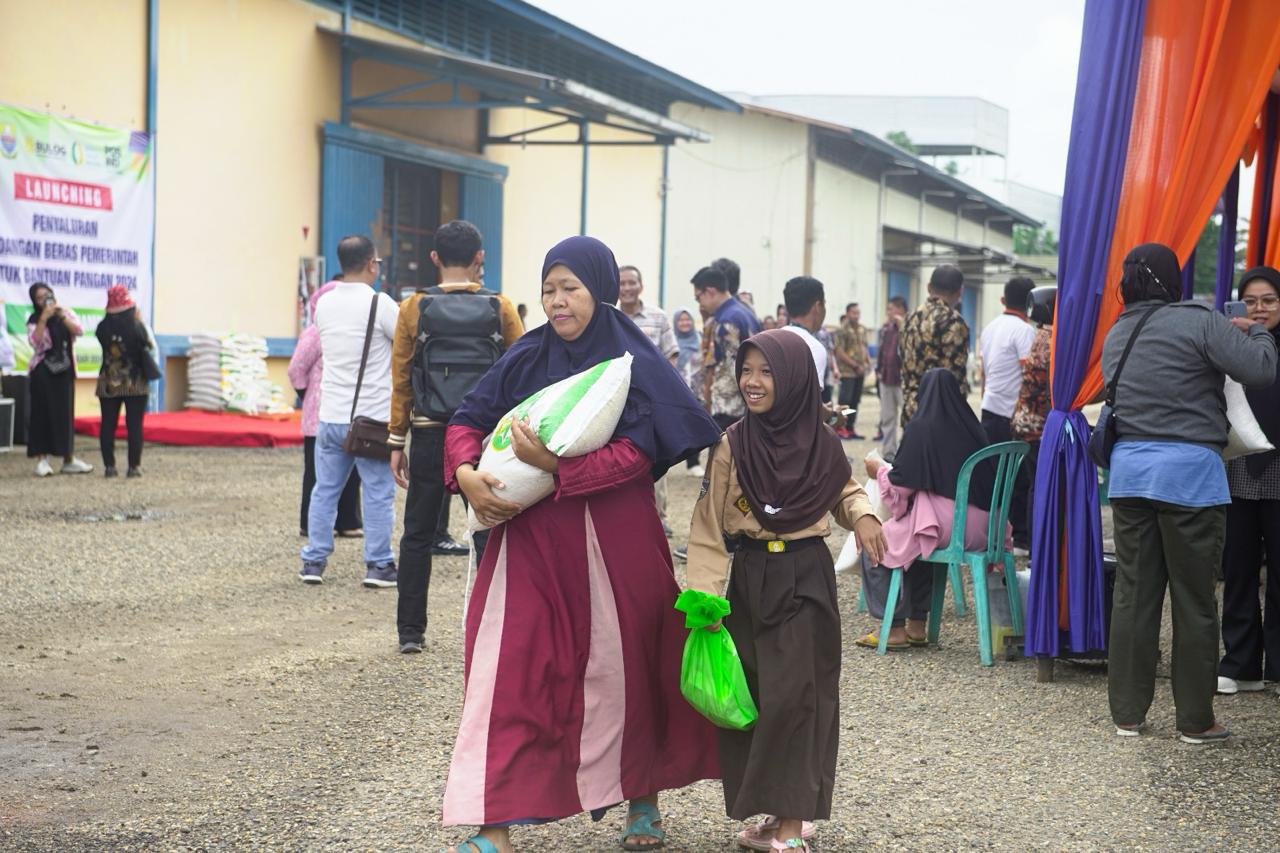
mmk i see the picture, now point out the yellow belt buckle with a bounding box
[767,540,786,553]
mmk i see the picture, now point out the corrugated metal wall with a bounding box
[320,142,384,281]
[460,174,504,293]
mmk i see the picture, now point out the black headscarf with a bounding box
[1237,266,1280,476]
[889,368,996,507]
[95,311,149,374]
[28,283,71,358]
[726,330,852,534]
[1119,243,1182,305]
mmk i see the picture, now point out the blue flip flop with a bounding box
[443,836,499,853]
[620,802,666,850]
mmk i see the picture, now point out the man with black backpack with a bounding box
[388,220,523,654]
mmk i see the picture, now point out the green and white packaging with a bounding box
[469,353,633,530]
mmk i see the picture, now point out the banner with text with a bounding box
[0,104,154,376]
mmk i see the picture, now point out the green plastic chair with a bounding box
[856,558,967,616]
[875,441,1029,666]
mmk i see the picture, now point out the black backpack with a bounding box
[410,286,504,420]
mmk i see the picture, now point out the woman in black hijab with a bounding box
[1219,265,1280,695]
[26,282,93,476]
[1101,242,1277,744]
[857,368,1005,650]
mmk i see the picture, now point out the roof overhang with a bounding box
[882,225,1056,280]
[739,104,1038,230]
[480,0,741,114]
[322,26,710,145]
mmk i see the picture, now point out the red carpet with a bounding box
[75,409,304,448]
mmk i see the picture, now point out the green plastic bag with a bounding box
[674,589,759,730]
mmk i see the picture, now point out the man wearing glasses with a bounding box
[299,235,402,590]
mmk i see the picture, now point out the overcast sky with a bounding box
[535,0,1086,197]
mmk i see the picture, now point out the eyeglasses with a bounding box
[1242,295,1280,309]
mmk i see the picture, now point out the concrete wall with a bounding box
[155,0,341,341]
[665,104,809,317]
[484,111,665,321]
[810,160,881,317]
[2,0,148,129]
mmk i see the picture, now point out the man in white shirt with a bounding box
[978,276,1037,548]
[300,235,401,588]
[781,275,829,385]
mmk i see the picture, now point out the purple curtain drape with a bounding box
[1181,248,1197,300]
[1027,0,1147,657]
[1258,94,1279,264]
[1216,166,1239,308]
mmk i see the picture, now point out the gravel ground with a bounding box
[2,398,1278,851]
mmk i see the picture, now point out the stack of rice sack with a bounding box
[184,333,292,415]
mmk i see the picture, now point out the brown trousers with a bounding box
[719,542,841,821]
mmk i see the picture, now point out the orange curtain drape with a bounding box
[1070,0,1280,409]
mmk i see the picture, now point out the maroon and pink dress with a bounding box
[441,426,719,827]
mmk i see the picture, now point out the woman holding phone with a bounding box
[26,282,93,477]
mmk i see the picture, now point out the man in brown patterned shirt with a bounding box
[900,264,970,426]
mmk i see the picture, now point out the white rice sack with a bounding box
[833,533,862,576]
[1223,377,1275,460]
[468,353,633,531]
[834,477,891,575]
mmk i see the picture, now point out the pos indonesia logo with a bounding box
[0,125,17,160]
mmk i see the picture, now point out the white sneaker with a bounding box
[1217,676,1266,694]
[688,465,706,478]
[60,458,94,474]
[34,459,53,477]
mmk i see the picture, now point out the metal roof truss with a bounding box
[338,31,701,147]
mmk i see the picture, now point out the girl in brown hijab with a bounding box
[685,329,885,852]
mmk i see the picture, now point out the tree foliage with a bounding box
[1190,216,1247,297]
[1013,225,1059,255]
[885,130,918,154]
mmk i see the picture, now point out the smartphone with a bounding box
[1225,300,1248,319]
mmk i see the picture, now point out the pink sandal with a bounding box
[735,816,815,851]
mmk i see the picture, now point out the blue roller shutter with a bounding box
[961,284,979,350]
[887,269,911,308]
[321,141,384,282]
[460,174,504,293]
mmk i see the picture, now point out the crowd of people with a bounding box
[274,221,1277,852]
[9,221,1277,851]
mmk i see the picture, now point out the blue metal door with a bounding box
[321,141,384,283]
[887,269,911,309]
[460,174,504,293]
[961,285,979,349]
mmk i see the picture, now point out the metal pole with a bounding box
[658,143,669,307]
[579,120,589,235]
[340,51,352,125]
[146,0,161,412]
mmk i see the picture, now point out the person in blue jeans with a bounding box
[300,235,400,588]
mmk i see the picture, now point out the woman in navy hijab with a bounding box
[439,236,721,853]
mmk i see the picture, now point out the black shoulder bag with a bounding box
[1088,306,1160,469]
[341,294,392,462]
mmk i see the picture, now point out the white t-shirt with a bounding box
[315,282,399,424]
[979,312,1036,417]
[783,324,827,387]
